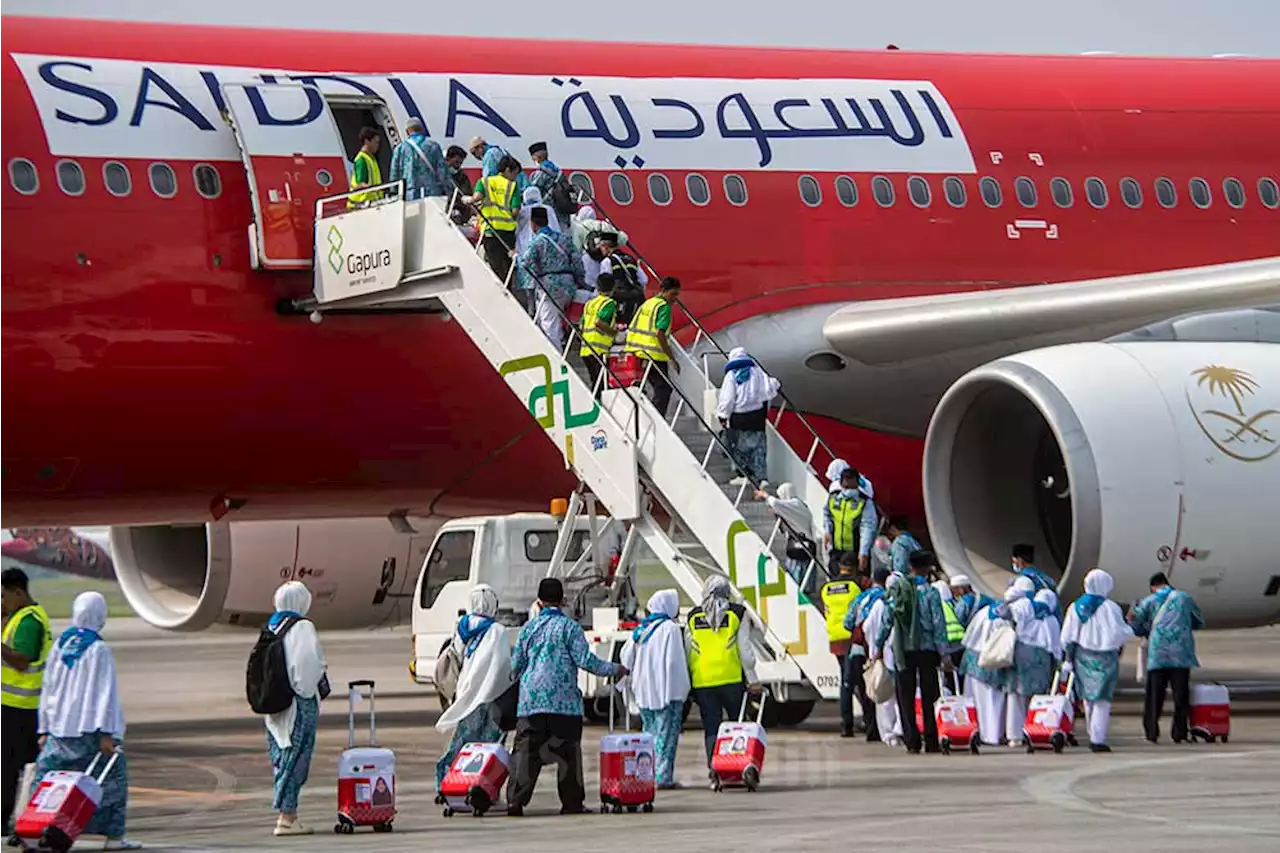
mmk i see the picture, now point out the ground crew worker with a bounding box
[820,556,864,737]
[934,580,967,692]
[625,276,681,417]
[2,569,52,831]
[348,126,383,207]
[824,466,878,575]
[684,576,759,787]
[579,274,619,392]
[470,156,522,296]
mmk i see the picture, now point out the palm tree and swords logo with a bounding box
[1187,365,1278,462]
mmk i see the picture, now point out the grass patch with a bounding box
[28,577,134,620]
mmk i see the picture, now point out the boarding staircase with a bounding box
[306,181,848,700]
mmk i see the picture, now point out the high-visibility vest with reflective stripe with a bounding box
[579,294,617,357]
[942,600,965,643]
[478,175,517,233]
[348,150,383,206]
[687,605,744,689]
[820,579,861,643]
[624,296,669,362]
[1,604,52,709]
[827,495,865,553]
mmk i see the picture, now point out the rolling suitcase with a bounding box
[439,741,510,817]
[599,686,656,813]
[607,353,643,389]
[711,693,767,792]
[1190,683,1230,743]
[1023,670,1076,754]
[936,692,981,755]
[335,679,396,834]
[11,752,119,853]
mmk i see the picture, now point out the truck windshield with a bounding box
[421,530,475,608]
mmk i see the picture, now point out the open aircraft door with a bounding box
[220,83,349,270]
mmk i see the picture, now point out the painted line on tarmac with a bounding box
[128,786,249,803]
[1020,747,1280,837]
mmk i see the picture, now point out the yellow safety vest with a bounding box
[478,175,517,233]
[348,150,383,206]
[827,495,865,553]
[624,296,669,362]
[687,605,744,689]
[579,294,618,357]
[942,600,965,643]
[820,579,862,643]
[1,604,52,710]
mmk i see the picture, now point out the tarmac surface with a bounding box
[50,620,1280,851]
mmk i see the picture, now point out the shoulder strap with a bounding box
[406,137,432,166]
[272,616,301,638]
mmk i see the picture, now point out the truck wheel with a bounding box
[774,700,816,727]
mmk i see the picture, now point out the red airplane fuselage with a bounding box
[3,16,1278,526]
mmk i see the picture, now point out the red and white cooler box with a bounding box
[440,742,510,817]
[599,731,656,811]
[936,694,981,753]
[12,752,118,851]
[711,694,767,791]
[1023,671,1076,752]
[336,680,397,833]
[1190,683,1230,743]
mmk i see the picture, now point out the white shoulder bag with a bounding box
[978,620,1017,670]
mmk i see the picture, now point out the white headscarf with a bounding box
[1003,579,1041,646]
[717,347,781,419]
[702,575,732,630]
[961,602,1002,653]
[825,459,851,493]
[932,580,954,603]
[265,582,327,749]
[516,186,560,255]
[1061,569,1134,653]
[1032,589,1063,658]
[765,483,814,539]
[437,584,512,733]
[949,574,972,589]
[38,592,125,740]
[620,590,690,712]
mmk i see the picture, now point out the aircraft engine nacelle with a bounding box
[923,341,1280,628]
[109,516,445,631]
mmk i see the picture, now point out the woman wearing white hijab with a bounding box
[35,592,140,850]
[717,346,781,487]
[857,568,902,746]
[263,581,327,836]
[756,483,818,594]
[434,584,510,789]
[996,576,1053,745]
[1061,570,1134,752]
[620,590,690,789]
[959,590,1014,746]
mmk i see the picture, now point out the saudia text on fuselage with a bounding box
[11,53,978,175]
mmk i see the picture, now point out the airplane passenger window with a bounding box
[1120,177,1143,208]
[724,174,748,206]
[943,176,967,207]
[1050,177,1073,208]
[908,176,932,208]
[647,173,672,206]
[835,176,858,207]
[316,169,334,189]
[798,175,822,207]
[103,162,131,197]
[685,173,711,206]
[569,172,595,204]
[56,160,86,197]
[1189,177,1212,209]
[149,163,177,199]
[979,176,1003,208]
[8,158,39,195]
[1014,177,1038,208]
[420,530,475,609]
[193,164,222,200]
[1155,177,1177,208]
[1223,177,1246,209]
[1085,177,1108,208]
[872,175,895,207]
[609,173,633,205]
[1260,177,1280,209]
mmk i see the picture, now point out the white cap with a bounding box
[949,574,971,587]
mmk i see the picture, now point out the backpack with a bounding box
[433,639,462,709]
[245,617,300,715]
[609,251,641,288]
[546,172,578,216]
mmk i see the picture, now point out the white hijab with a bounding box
[38,592,125,740]
[932,580,954,603]
[1032,589,1063,658]
[823,458,874,497]
[862,590,895,672]
[265,582,327,749]
[765,483,814,539]
[717,347,781,418]
[437,584,512,733]
[701,575,732,630]
[516,186,561,255]
[620,590,690,712]
[1004,578,1041,647]
[1061,569,1134,653]
[961,603,1002,653]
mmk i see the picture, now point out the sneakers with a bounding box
[728,476,749,487]
[1090,743,1112,753]
[103,842,144,851]
[273,818,313,837]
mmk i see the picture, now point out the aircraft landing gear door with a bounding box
[220,83,348,270]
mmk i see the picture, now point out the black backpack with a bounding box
[546,173,578,217]
[246,617,299,715]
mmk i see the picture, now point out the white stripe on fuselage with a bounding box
[11,53,976,174]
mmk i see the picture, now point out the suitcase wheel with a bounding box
[599,804,609,814]
[969,739,981,756]
[1221,734,1229,744]
[743,766,760,792]
[442,807,455,818]
[1024,738,1035,755]
[611,804,623,814]
[626,805,638,813]
[940,742,951,756]
[1067,733,1080,748]
[1051,733,1066,754]
[373,822,393,832]
[642,803,654,814]
[434,793,446,805]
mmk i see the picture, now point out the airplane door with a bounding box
[220,83,348,269]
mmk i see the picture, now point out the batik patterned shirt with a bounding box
[511,607,618,717]
[517,228,586,301]
[388,134,450,199]
[1130,587,1204,671]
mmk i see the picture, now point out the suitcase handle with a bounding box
[84,751,120,785]
[738,689,767,725]
[348,681,377,749]
[608,677,630,734]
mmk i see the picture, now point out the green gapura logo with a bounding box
[326,225,344,274]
